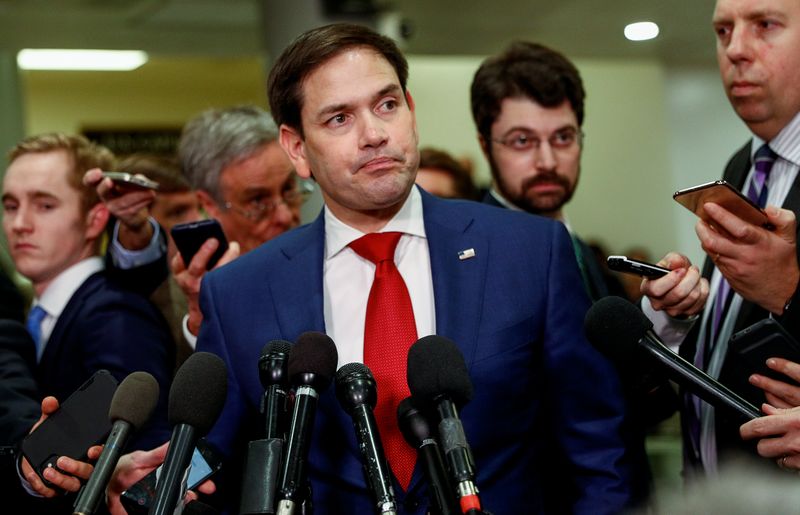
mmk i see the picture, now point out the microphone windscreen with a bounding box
[584,296,653,365]
[336,362,371,382]
[109,371,160,430]
[287,331,338,384]
[168,351,228,433]
[407,335,473,407]
[261,339,292,359]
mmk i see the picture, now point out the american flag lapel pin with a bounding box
[458,248,476,261]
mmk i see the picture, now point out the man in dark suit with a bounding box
[2,133,174,450]
[642,0,800,476]
[190,23,633,514]
[0,319,103,508]
[469,41,626,303]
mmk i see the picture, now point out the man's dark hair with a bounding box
[267,23,409,137]
[418,147,479,200]
[470,41,585,141]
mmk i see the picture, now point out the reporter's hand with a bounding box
[83,167,156,250]
[172,238,240,336]
[21,397,102,496]
[107,442,168,515]
[106,442,216,515]
[698,203,799,314]
[749,358,800,408]
[641,252,709,317]
[740,404,800,470]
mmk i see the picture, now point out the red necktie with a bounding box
[349,231,417,490]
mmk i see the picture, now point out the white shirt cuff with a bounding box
[182,314,198,350]
[109,218,165,269]
[641,296,697,353]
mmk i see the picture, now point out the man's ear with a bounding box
[85,203,110,240]
[279,125,312,180]
[196,190,221,219]
[405,90,416,112]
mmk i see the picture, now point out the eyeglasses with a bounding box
[222,177,314,221]
[491,128,584,154]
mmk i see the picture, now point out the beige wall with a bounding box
[12,53,739,266]
[21,56,268,135]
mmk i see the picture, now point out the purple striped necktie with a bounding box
[709,144,777,346]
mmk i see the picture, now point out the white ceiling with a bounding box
[0,0,719,66]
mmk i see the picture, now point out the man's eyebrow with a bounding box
[315,83,403,120]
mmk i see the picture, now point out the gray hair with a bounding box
[178,105,279,202]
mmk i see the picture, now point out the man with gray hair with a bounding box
[179,104,302,254]
[85,105,305,337]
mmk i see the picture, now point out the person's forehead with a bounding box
[4,150,73,190]
[299,47,399,107]
[495,97,578,128]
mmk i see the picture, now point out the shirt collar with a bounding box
[324,185,427,260]
[35,257,104,318]
[752,110,800,167]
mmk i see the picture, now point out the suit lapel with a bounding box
[422,192,487,366]
[269,212,327,338]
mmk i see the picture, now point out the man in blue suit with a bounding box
[196,23,633,514]
[2,133,173,452]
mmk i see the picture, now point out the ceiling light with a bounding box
[624,22,659,42]
[17,49,148,71]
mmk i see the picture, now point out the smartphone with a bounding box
[20,370,118,485]
[170,219,229,270]
[673,180,772,229]
[102,171,160,191]
[730,318,800,385]
[607,255,669,278]
[119,439,223,515]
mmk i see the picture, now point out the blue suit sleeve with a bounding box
[543,222,633,514]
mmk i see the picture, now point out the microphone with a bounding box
[73,371,160,515]
[240,340,293,515]
[335,362,397,515]
[260,340,292,439]
[150,352,228,515]
[397,397,459,515]
[276,332,338,515]
[407,336,482,515]
[584,296,761,421]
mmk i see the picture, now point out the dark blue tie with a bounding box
[25,305,48,360]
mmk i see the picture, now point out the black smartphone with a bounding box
[730,318,800,385]
[119,439,223,515]
[673,180,772,229]
[102,171,160,191]
[20,370,118,485]
[607,255,669,278]
[170,219,229,270]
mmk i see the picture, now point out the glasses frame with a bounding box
[221,177,315,221]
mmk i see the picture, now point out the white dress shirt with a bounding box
[323,186,435,369]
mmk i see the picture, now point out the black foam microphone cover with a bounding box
[584,296,653,366]
[287,331,338,388]
[407,335,473,408]
[73,372,160,515]
[109,371,160,429]
[168,351,228,433]
[151,352,228,515]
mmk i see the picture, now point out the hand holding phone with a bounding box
[673,180,772,229]
[607,255,669,278]
[171,219,229,271]
[20,371,118,488]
